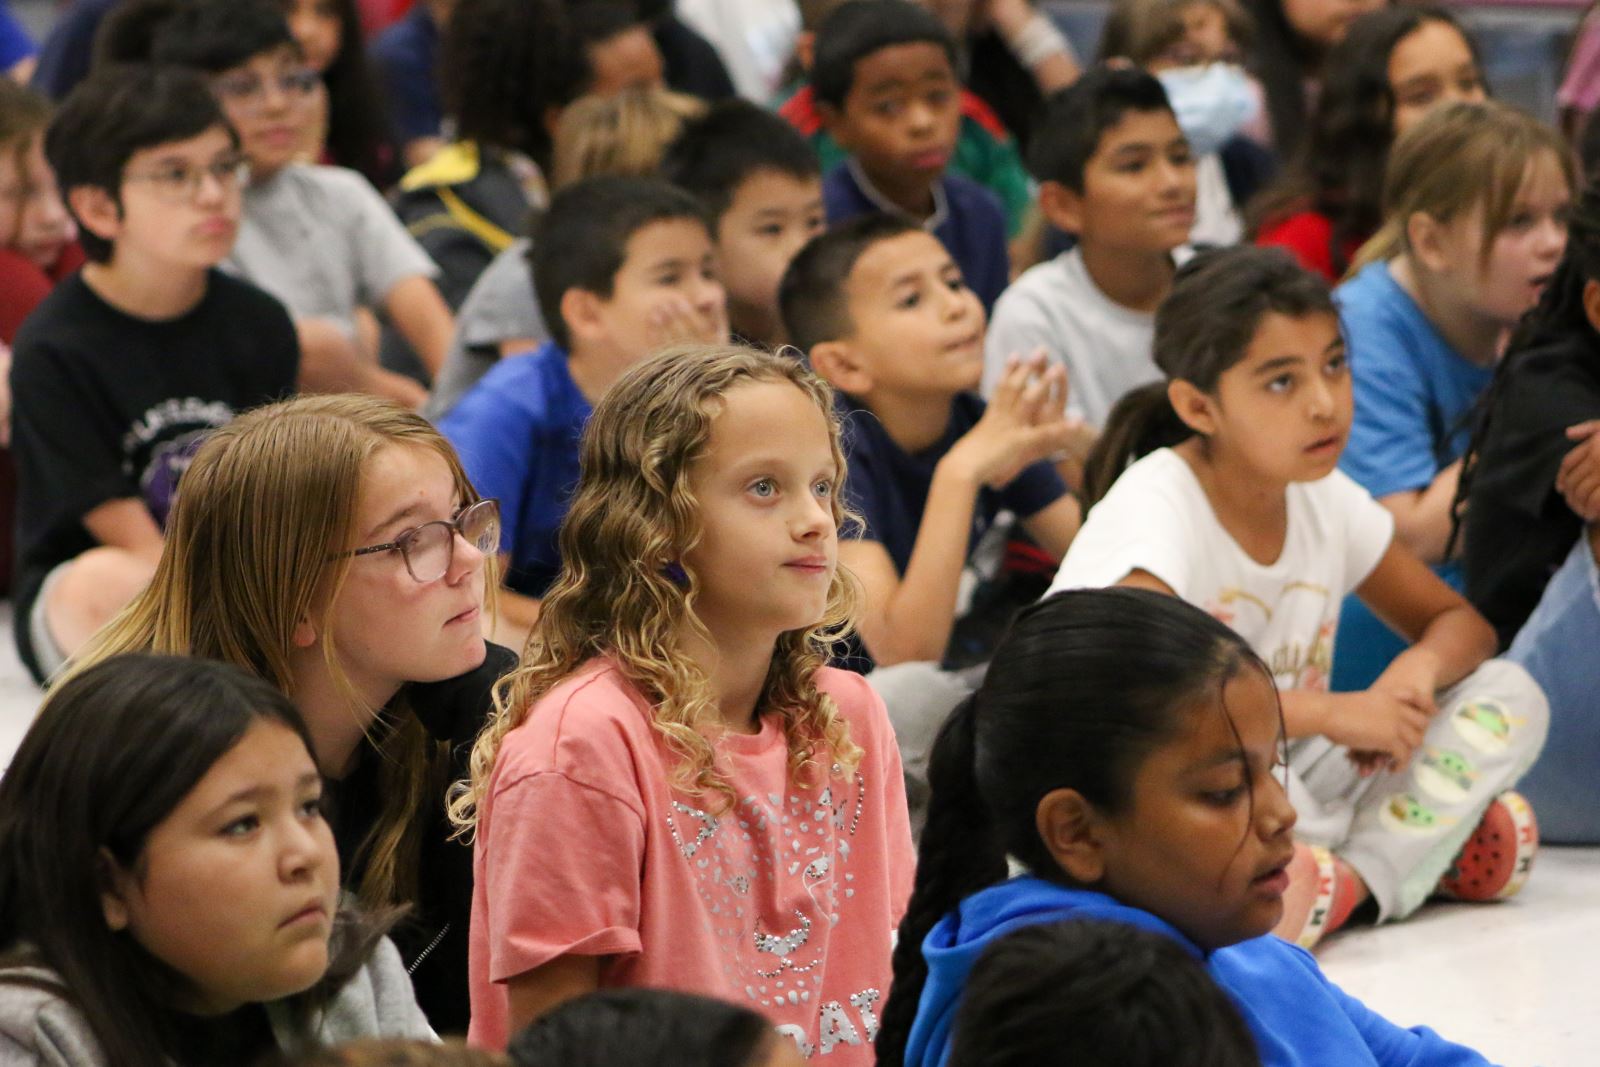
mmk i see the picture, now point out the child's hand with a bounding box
[950,351,1075,489]
[1322,690,1430,775]
[647,295,728,351]
[1369,646,1441,718]
[1557,420,1600,522]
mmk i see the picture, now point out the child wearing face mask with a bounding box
[454,344,914,1059]
[0,654,433,1066]
[874,587,1499,1067]
[1099,0,1268,247]
[1054,247,1548,948]
[1330,101,1573,692]
[1252,6,1487,283]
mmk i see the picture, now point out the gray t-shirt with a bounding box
[225,163,438,339]
[423,237,548,422]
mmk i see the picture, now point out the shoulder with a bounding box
[941,173,1005,219]
[202,270,294,317]
[0,966,110,1067]
[1334,263,1409,327]
[276,164,387,210]
[958,89,1012,144]
[10,276,94,353]
[1258,208,1332,244]
[311,936,434,1045]
[445,346,575,428]
[996,254,1074,308]
[492,661,658,794]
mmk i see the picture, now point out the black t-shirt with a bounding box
[1463,330,1600,647]
[8,269,298,677]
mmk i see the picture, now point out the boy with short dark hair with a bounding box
[810,0,1011,311]
[150,0,452,407]
[440,176,726,647]
[11,64,299,682]
[984,66,1197,435]
[780,216,1077,794]
[661,98,825,348]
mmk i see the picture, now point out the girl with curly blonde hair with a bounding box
[456,343,914,1059]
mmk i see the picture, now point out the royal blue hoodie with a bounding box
[904,877,1496,1067]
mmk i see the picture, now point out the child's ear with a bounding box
[1035,788,1107,884]
[1038,181,1084,235]
[817,100,852,149]
[97,848,132,932]
[1167,378,1217,437]
[292,612,318,650]
[1583,279,1600,336]
[1404,211,1451,275]
[809,339,873,395]
[560,288,607,349]
[67,186,121,245]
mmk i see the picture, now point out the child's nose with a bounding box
[1260,772,1298,839]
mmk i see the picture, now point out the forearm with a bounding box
[1380,463,1461,565]
[866,458,982,665]
[1278,689,1329,739]
[1412,605,1496,690]
[992,3,1079,93]
[387,276,455,378]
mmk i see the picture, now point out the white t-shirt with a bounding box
[1048,448,1395,691]
[982,247,1182,428]
[1191,152,1243,247]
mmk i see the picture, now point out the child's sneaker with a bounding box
[1275,843,1363,949]
[1436,791,1538,902]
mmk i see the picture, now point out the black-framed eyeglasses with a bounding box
[123,155,250,204]
[339,499,500,583]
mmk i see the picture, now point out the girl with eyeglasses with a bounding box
[68,393,513,1037]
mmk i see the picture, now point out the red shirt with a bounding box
[1255,209,1365,285]
[0,241,85,344]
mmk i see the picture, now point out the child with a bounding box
[439,176,726,648]
[425,87,705,421]
[148,0,452,403]
[661,99,826,348]
[370,0,454,167]
[810,0,1011,312]
[70,393,512,1036]
[1333,100,1572,690]
[453,344,915,1057]
[1053,247,1548,945]
[394,0,588,311]
[779,216,1078,790]
[947,921,1260,1067]
[0,79,80,344]
[10,64,299,684]
[1461,188,1600,844]
[874,587,1498,1067]
[983,66,1197,439]
[0,654,432,1063]
[508,989,806,1067]
[1097,0,1266,248]
[1252,7,1487,282]
[1241,0,1383,159]
[279,0,398,186]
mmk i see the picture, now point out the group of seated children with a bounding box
[0,0,1591,1063]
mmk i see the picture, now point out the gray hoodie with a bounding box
[0,936,435,1066]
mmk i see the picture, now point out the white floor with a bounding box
[0,614,1591,1064]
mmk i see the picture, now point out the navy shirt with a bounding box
[438,342,590,599]
[840,391,1066,574]
[369,5,441,144]
[822,161,1011,312]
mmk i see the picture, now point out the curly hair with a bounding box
[452,343,863,834]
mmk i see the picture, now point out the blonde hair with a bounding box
[452,344,862,834]
[70,394,496,911]
[549,86,707,190]
[1350,100,1575,276]
[1096,0,1253,64]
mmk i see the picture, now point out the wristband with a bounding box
[1004,11,1073,69]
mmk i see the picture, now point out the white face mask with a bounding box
[1157,63,1259,157]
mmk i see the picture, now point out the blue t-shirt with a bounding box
[840,391,1065,575]
[438,342,590,599]
[822,162,1011,312]
[369,5,441,143]
[1337,261,1494,498]
[0,3,35,71]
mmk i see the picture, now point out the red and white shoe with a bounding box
[1437,791,1539,902]
[1276,843,1363,949]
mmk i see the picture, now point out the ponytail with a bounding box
[1080,383,1194,512]
[875,697,1007,1067]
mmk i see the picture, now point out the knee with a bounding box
[1454,658,1551,762]
[47,549,157,650]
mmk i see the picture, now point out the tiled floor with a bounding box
[0,610,1590,1063]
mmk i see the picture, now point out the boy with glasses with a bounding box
[9,65,300,683]
[148,0,453,408]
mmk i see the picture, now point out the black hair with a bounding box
[281,0,399,187]
[1247,6,1482,278]
[1452,185,1600,555]
[0,654,392,1066]
[440,0,590,172]
[530,174,709,350]
[508,988,773,1067]
[874,587,1268,1067]
[1240,0,1324,160]
[1027,64,1174,193]
[809,0,957,109]
[661,99,821,225]
[44,63,237,263]
[567,0,650,49]
[1081,246,1337,509]
[948,920,1261,1067]
[778,212,922,354]
[149,0,297,73]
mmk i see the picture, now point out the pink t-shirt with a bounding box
[467,659,915,1060]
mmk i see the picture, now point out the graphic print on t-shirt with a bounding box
[1206,581,1336,692]
[120,396,237,526]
